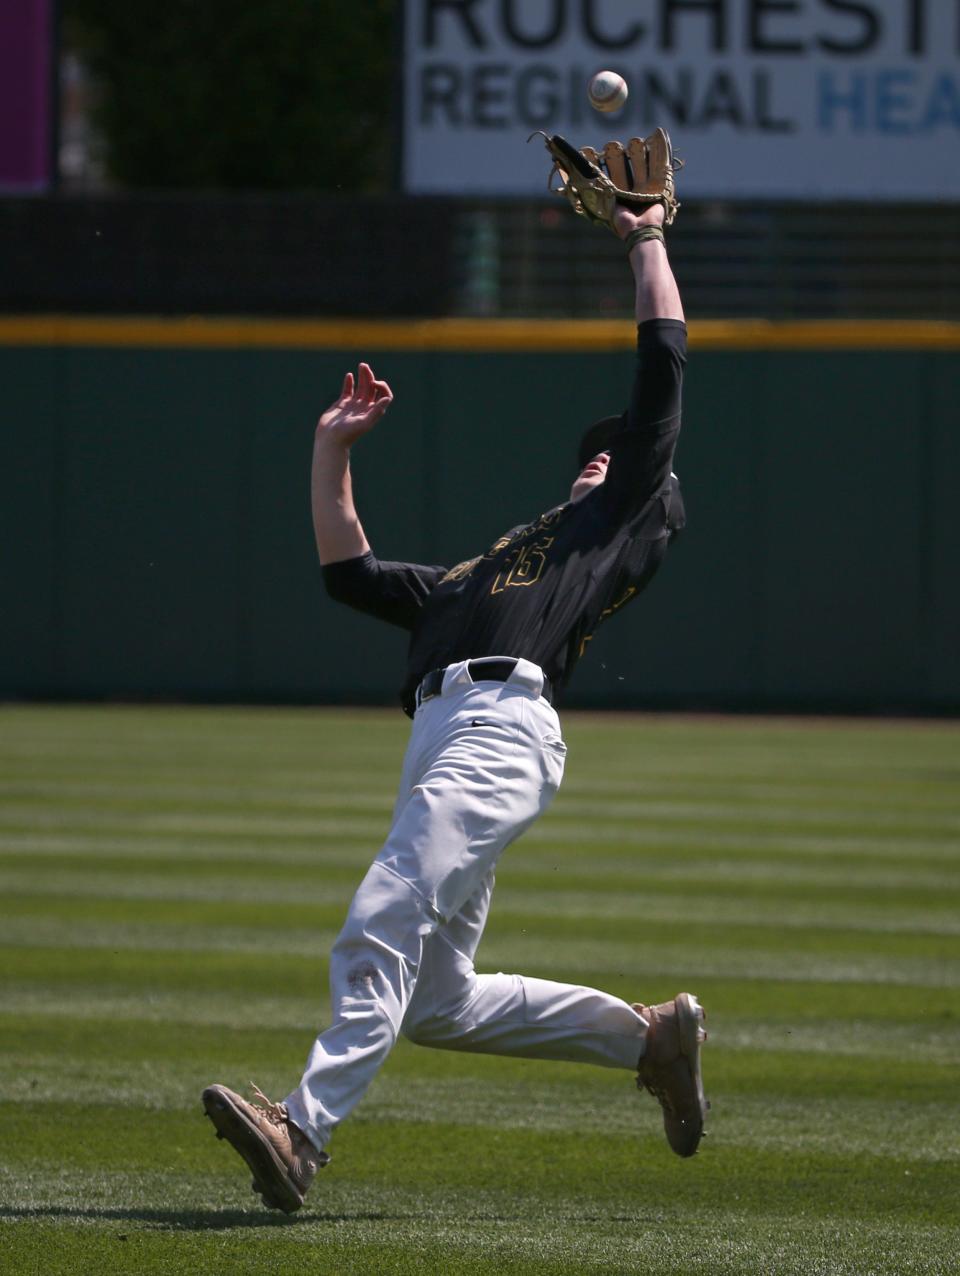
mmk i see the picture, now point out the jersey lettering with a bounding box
[483,535,514,561]
[578,585,638,656]
[483,507,565,562]
[441,557,480,583]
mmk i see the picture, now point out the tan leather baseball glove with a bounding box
[537,128,682,230]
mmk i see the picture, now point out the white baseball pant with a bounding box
[284,657,648,1154]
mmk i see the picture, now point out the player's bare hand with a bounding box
[317,363,393,447]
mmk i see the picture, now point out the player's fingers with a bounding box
[339,371,354,402]
[372,379,393,404]
[356,362,375,402]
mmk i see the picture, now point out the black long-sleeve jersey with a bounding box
[322,319,688,715]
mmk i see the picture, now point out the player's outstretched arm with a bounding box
[594,203,687,514]
[612,204,684,325]
[312,362,393,565]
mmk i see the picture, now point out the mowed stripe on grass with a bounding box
[1,705,958,1275]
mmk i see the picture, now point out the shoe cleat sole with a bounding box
[202,1086,304,1214]
[675,993,711,1132]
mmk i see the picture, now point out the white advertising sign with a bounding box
[402,0,960,199]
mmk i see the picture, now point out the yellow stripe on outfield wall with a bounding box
[1,315,959,352]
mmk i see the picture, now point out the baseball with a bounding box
[588,70,628,112]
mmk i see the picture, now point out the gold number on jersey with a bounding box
[490,536,555,594]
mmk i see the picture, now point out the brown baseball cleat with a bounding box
[634,992,710,1157]
[202,1082,329,1212]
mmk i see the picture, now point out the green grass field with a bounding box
[1,704,958,1275]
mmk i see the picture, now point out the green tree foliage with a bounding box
[66,0,396,189]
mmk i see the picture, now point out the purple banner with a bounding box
[0,0,54,192]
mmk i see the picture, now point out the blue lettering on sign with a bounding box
[819,70,960,135]
[924,75,960,131]
[818,71,867,131]
[876,70,916,135]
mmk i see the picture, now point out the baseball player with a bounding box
[203,130,708,1212]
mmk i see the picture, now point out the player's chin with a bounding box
[570,475,603,503]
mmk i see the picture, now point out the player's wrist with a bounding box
[314,425,356,457]
[624,225,665,253]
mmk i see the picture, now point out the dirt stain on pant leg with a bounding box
[347,961,379,995]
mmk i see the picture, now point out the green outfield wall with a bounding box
[3,317,958,712]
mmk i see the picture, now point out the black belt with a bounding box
[415,659,553,711]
